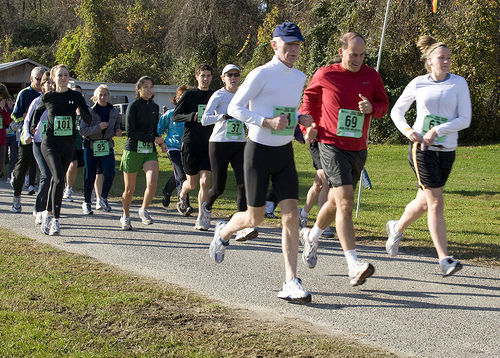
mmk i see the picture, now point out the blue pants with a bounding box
[83,147,116,203]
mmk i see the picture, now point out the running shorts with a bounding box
[244,140,298,207]
[408,142,455,189]
[120,149,158,174]
[181,143,211,176]
[309,141,322,170]
[319,142,367,188]
[73,149,85,168]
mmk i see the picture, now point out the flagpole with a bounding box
[356,0,391,218]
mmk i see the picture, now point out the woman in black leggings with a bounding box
[31,64,91,235]
[200,64,258,241]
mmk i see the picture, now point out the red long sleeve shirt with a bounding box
[300,63,389,151]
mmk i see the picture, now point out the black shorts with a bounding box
[72,149,85,168]
[181,143,211,176]
[244,140,298,207]
[408,142,455,189]
[319,142,367,188]
[309,141,322,170]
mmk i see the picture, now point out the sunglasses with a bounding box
[225,73,240,78]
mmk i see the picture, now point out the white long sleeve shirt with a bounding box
[227,56,306,147]
[201,87,246,143]
[391,73,471,151]
[23,95,47,143]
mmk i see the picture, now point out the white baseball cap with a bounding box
[222,64,240,76]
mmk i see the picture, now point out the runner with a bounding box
[30,64,92,235]
[208,22,314,302]
[201,64,258,240]
[172,64,215,228]
[386,35,471,277]
[299,32,389,286]
[22,71,53,224]
[80,84,122,214]
[157,85,190,209]
[298,127,333,237]
[120,76,167,230]
[0,84,13,181]
[62,85,86,202]
[11,66,45,212]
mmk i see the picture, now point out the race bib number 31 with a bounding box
[54,116,73,136]
[423,114,448,144]
[271,106,296,136]
[337,109,364,138]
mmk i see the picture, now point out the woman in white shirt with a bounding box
[200,64,258,241]
[386,35,472,277]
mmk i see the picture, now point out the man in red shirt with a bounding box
[299,32,389,287]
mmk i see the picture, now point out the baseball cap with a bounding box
[272,22,305,43]
[222,64,240,76]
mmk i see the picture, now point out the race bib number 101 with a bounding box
[53,116,73,136]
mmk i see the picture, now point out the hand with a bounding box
[154,136,165,146]
[99,122,109,130]
[263,114,289,131]
[298,114,313,128]
[358,94,373,114]
[115,129,122,137]
[160,143,168,153]
[25,137,32,144]
[76,108,81,116]
[305,126,318,143]
[422,127,437,149]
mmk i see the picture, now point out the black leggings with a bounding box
[206,141,246,212]
[41,137,75,218]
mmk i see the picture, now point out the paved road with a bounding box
[1,182,498,358]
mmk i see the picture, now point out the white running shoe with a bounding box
[120,215,132,230]
[40,211,51,235]
[176,197,194,216]
[49,219,60,236]
[34,211,43,225]
[63,187,73,202]
[82,202,94,215]
[298,207,308,230]
[277,278,312,303]
[209,220,229,263]
[349,261,375,287]
[440,256,463,277]
[12,195,21,213]
[386,220,403,256]
[300,228,318,269]
[200,202,211,229]
[98,198,111,212]
[138,208,153,225]
[234,227,258,242]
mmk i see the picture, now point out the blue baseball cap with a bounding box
[272,22,305,43]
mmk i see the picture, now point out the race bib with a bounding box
[423,114,448,144]
[137,140,153,154]
[40,120,48,139]
[53,115,73,136]
[0,119,3,130]
[226,119,243,140]
[337,109,364,138]
[197,104,206,123]
[93,139,110,157]
[271,106,296,136]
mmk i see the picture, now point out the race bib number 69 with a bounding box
[337,109,364,138]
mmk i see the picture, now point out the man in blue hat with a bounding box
[208,22,314,303]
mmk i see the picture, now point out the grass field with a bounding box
[74,138,499,265]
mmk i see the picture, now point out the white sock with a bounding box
[344,249,359,270]
[309,224,323,242]
[300,208,309,218]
